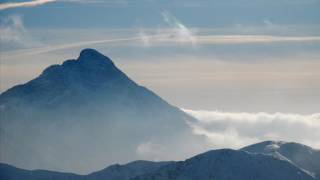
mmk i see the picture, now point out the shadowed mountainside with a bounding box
[0,49,203,173]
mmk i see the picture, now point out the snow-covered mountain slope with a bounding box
[132,149,316,180]
[86,160,173,180]
[0,49,202,173]
[241,141,320,179]
[1,141,318,180]
[0,161,172,180]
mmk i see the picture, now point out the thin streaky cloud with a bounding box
[0,0,57,10]
[0,0,128,10]
[195,35,320,44]
[1,34,168,58]
[144,35,320,45]
[2,34,320,58]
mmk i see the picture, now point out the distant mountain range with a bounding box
[1,141,319,180]
[0,49,204,173]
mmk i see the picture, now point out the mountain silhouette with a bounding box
[0,49,203,173]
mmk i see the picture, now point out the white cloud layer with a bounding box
[182,109,320,149]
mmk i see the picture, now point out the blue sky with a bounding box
[1,0,320,28]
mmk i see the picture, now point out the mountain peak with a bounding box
[0,48,134,104]
[38,49,122,82]
[78,48,114,67]
[241,140,314,153]
[241,140,320,178]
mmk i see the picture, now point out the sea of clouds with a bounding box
[183,109,320,149]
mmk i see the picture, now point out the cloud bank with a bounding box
[183,109,320,149]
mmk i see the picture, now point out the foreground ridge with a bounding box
[0,141,318,180]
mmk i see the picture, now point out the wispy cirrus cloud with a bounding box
[0,0,57,10]
[0,15,25,43]
[161,10,197,46]
[136,11,320,47]
[195,35,320,44]
[0,0,128,10]
[0,14,41,49]
[139,34,320,45]
[183,109,320,149]
[2,33,320,58]
[137,10,197,47]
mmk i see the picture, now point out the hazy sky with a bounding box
[1,0,320,150]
